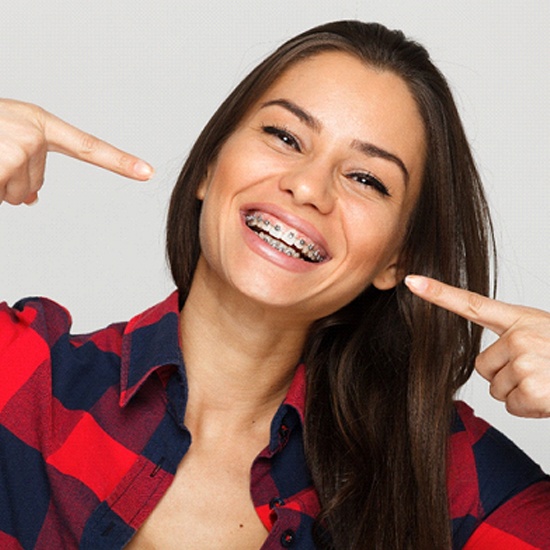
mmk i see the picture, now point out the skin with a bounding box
[0,51,549,549]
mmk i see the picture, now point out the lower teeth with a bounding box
[259,232,301,259]
[256,231,322,262]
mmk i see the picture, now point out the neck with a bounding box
[179,264,310,436]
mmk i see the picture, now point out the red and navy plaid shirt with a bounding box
[0,293,549,549]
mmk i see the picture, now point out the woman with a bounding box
[0,20,549,549]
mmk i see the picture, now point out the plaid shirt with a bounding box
[0,293,549,549]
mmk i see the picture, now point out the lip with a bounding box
[240,202,332,272]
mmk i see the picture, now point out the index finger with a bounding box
[42,109,154,181]
[404,275,521,335]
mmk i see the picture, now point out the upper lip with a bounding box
[240,202,331,259]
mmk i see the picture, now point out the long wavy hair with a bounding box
[166,20,494,549]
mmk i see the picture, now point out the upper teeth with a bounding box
[245,213,324,262]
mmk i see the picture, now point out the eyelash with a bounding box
[349,172,391,196]
[261,124,391,197]
[262,125,301,151]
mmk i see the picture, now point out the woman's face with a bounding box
[195,51,426,322]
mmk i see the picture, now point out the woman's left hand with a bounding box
[405,275,550,418]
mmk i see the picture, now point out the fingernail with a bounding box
[26,196,39,206]
[134,160,154,179]
[404,275,428,292]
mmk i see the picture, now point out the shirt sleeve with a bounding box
[463,480,550,549]
[450,401,550,550]
[0,297,71,412]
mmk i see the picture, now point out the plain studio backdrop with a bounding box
[0,1,548,471]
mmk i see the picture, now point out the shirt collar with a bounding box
[118,291,308,424]
[281,362,306,423]
[119,291,184,407]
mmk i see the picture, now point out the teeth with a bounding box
[258,232,300,259]
[245,212,324,262]
[271,224,283,239]
[282,231,295,246]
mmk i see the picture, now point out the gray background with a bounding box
[1,1,549,470]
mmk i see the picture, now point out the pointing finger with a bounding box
[42,110,154,181]
[404,275,523,335]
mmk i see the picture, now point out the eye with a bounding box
[262,125,301,152]
[348,172,391,197]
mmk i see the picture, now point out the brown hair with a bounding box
[166,20,494,549]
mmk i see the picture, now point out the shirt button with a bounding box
[269,497,285,509]
[278,424,289,441]
[280,529,295,547]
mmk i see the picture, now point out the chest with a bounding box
[125,439,269,549]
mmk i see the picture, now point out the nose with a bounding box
[279,159,335,214]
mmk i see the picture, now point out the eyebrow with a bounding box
[351,140,410,185]
[260,98,410,185]
[261,99,321,132]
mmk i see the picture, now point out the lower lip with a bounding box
[240,216,325,273]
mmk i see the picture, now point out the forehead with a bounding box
[264,51,423,132]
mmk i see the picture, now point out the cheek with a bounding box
[343,208,409,281]
[196,179,226,262]
[346,204,401,251]
[197,201,214,260]
[196,171,242,268]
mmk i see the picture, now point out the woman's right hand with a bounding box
[0,99,154,205]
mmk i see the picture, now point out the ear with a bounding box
[196,178,208,200]
[196,163,215,200]
[372,258,400,291]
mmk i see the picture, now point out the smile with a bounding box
[244,211,327,263]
